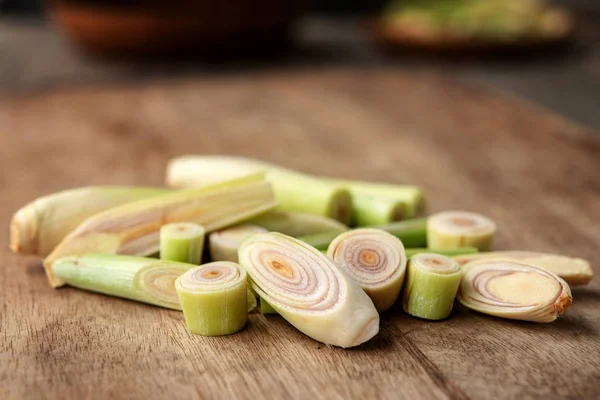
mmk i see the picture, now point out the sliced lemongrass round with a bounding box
[209,225,269,263]
[457,259,572,323]
[160,222,205,264]
[238,232,379,348]
[403,254,462,320]
[175,261,248,336]
[327,228,407,312]
[427,211,496,251]
[454,251,593,286]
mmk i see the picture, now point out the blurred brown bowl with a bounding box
[49,0,306,58]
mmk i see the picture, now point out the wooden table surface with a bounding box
[1,69,599,400]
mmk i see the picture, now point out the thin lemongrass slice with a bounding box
[245,211,347,236]
[327,228,407,312]
[44,172,276,287]
[403,254,462,320]
[209,225,269,263]
[299,217,427,251]
[175,261,247,336]
[427,211,496,251]
[457,259,572,323]
[10,186,169,256]
[238,232,379,348]
[454,251,593,286]
[52,254,194,310]
[405,247,478,259]
[166,155,353,224]
[160,222,205,264]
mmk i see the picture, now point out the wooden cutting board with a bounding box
[1,69,599,400]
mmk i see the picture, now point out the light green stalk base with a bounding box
[209,225,269,263]
[427,211,496,251]
[176,262,248,336]
[403,253,462,320]
[299,218,427,251]
[166,156,353,225]
[245,211,347,236]
[406,247,478,259]
[260,297,277,314]
[160,222,205,264]
[52,254,195,310]
[350,195,407,226]
[45,172,277,287]
[10,186,169,256]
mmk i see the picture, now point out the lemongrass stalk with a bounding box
[209,225,269,263]
[52,254,194,309]
[350,195,407,226]
[175,262,247,336]
[405,247,479,259]
[245,211,347,236]
[166,156,353,224]
[402,254,462,320]
[322,178,426,221]
[44,172,277,287]
[299,218,427,251]
[247,289,258,312]
[457,259,572,323]
[454,251,593,286]
[10,186,169,256]
[239,232,379,348]
[160,222,205,264]
[260,297,277,315]
[427,211,496,251]
[327,228,407,312]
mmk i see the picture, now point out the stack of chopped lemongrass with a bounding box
[9,156,593,348]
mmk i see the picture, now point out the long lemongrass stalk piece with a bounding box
[166,156,353,225]
[10,186,170,256]
[209,225,269,263]
[327,228,407,312]
[299,218,427,251]
[44,172,277,287]
[160,222,205,264]
[238,232,379,348]
[403,254,462,320]
[405,247,479,258]
[427,211,496,251]
[52,254,194,310]
[175,262,248,336]
[457,259,572,322]
[454,251,592,286]
[245,211,347,236]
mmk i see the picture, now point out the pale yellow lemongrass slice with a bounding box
[457,259,572,323]
[238,232,379,348]
[209,225,269,263]
[427,211,496,251]
[327,228,407,312]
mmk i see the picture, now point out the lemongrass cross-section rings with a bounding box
[427,211,496,251]
[327,228,407,312]
[457,259,572,323]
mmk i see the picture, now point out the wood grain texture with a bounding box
[1,69,599,400]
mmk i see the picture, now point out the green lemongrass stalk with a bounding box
[322,178,426,222]
[44,172,277,288]
[160,222,205,264]
[402,254,462,320]
[427,211,496,251]
[245,211,347,236]
[10,186,170,256]
[239,232,379,348]
[52,254,194,310]
[327,228,407,312]
[175,262,248,336]
[260,297,277,315]
[299,217,427,251]
[166,155,353,225]
[209,225,269,263]
[405,247,479,259]
[457,259,572,323]
[454,251,593,286]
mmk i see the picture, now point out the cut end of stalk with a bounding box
[209,225,269,263]
[411,253,461,275]
[177,262,245,293]
[161,222,205,239]
[457,259,572,323]
[428,211,496,251]
[136,264,189,309]
[329,190,353,226]
[10,207,38,254]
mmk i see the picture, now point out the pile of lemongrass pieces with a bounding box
[9,156,593,348]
